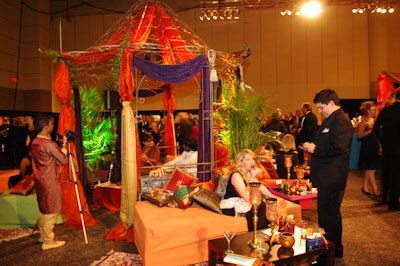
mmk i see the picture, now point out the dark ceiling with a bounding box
[48,0,202,18]
[47,0,400,18]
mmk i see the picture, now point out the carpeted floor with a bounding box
[0,170,399,266]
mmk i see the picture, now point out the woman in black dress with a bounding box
[356,101,381,197]
[223,149,276,231]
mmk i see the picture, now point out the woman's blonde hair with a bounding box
[282,134,296,151]
[232,149,255,173]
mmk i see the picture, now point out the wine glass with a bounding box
[265,198,278,244]
[284,155,293,181]
[223,230,236,254]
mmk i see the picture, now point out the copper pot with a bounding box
[279,232,295,248]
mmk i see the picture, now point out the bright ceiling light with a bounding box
[301,1,324,17]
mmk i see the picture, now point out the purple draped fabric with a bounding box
[197,67,211,182]
[132,55,208,84]
[132,55,211,181]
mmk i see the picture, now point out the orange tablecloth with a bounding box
[0,169,20,193]
[92,183,121,212]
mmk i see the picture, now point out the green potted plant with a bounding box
[215,77,282,160]
[79,85,116,185]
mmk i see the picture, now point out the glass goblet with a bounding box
[223,230,236,254]
[296,166,305,183]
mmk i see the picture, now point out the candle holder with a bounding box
[284,155,293,181]
[248,182,262,249]
[265,197,279,245]
[303,151,310,167]
[295,166,305,183]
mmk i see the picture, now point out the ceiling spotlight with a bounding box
[301,1,323,17]
[389,6,395,13]
[233,9,240,20]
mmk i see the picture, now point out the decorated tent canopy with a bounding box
[50,0,238,234]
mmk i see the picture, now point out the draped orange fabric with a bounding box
[60,143,99,228]
[105,4,155,46]
[162,84,176,156]
[154,5,194,64]
[54,62,75,136]
[106,222,134,243]
[118,48,134,101]
[54,62,97,228]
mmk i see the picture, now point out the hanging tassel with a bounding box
[210,69,218,82]
[207,49,218,82]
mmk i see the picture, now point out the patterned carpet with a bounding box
[89,250,142,266]
[0,170,399,266]
[0,228,38,244]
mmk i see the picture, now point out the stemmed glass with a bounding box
[248,182,262,248]
[265,198,278,245]
[303,151,310,167]
[284,155,292,181]
[296,166,305,184]
[223,230,236,254]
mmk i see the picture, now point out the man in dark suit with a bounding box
[296,102,318,164]
[301,89,353,264]
[374,89,400,211]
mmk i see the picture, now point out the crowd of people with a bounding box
[2,88,399,262]
[138,112,200,176]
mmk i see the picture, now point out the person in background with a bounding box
[301,89,353,264]
[191,117,199,141]
[255,146,280,180]
[266,109,289,134]
[162,138,198,176]
[275,134,300,179]
[296,102,318,164]
[374,89,400,211]
[10,116,29,168]
[31,114,68,251]
[140,133,161,175]
[356,101,381,197]
[223,149,276,231]
[174,112,193,154]
[289,109,302,135]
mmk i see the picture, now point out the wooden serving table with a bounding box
[208,227,335,266]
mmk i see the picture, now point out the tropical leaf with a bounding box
[216,77,281,159]
[79,85,116,183]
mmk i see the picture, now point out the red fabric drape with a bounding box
[54,62,97,228]
[60,143,99,228]
[118,48,134,101]
[106,222,134,243]
[162,84,176,156]
[54,62,75,135]
[154,5,194,64]
[376,73,396,116]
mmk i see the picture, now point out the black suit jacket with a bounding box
[310,108,353,190]
[296,111,318,144]
[374,101,400,153]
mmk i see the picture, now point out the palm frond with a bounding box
[216,77,281,159]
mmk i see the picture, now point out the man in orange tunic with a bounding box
[31,114,68,250]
